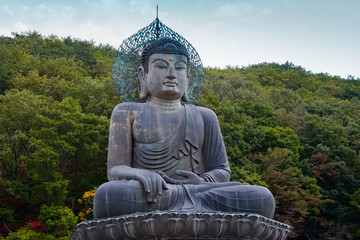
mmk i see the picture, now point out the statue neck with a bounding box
[147,96,183,111]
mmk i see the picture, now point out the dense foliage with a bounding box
[0,32,359,239]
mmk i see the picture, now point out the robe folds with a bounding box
[132,104,231,182]
[93,104,275,219]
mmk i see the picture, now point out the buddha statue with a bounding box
[93,37,275,219]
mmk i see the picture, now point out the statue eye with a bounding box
[175,63,186,70]
[154,62,167,69]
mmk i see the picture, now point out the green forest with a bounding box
[0,32,359,239]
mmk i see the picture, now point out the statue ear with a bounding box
[182,92,189,102]
[181,73,190,102]
[137,66,148,100]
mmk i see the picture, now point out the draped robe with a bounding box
[132,104,230,182]
[93,103,275,219]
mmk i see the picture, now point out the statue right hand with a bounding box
[125,168,168,203]
[108,166,168,203]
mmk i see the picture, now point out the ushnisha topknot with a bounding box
[140,36,190,72]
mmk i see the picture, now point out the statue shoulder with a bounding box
[111,102,144,120]
[193,106,219,123]
[113,102,143,111]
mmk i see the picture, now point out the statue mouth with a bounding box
[163,81,178,87]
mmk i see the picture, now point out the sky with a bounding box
[1,0,359,78]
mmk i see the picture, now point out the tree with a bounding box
[252,148,331,238]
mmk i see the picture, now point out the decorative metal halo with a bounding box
[112,18,204,104]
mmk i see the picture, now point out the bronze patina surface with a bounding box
[93,37,276,219]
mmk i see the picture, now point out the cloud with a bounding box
[1,5,14,15]
[128,0,155,16]
[214,2,272,21]
[0,1,157,46]
[1,0,359,78]
[80,0,155,16]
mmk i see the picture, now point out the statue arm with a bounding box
[106,103,167,203]
[199,107,231,182]
[107,103,134,180]
[200,169,230,182]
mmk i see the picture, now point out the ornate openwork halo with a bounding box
[112,18,204,104]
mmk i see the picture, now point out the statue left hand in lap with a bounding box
[93,37,275,219]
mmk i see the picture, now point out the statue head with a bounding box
[137,37,190,102]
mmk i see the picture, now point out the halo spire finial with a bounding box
[155,5,160,39]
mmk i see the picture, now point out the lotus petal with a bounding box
[123,221,140,238]
[165,218,186,237]
[188,218,208,237]
[140,218,162,237]
[84,226,103,240]
[232,219,253,237]
[209,219,230,237]
[104,224,123,240]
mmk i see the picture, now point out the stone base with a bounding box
[71,211,292,240]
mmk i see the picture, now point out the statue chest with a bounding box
[130,104,204,175]
[132,108,185,144]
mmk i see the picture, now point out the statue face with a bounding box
[145,53,188,101]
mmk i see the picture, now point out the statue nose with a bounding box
[166,66,176,80]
